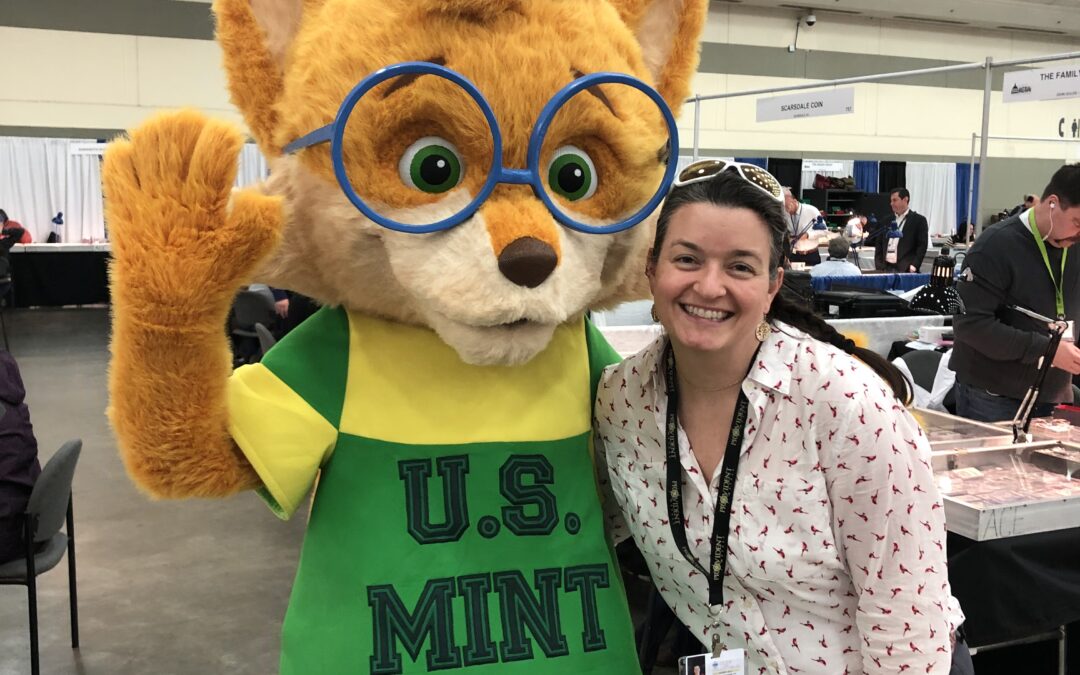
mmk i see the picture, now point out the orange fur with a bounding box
[213,0,287,157]
[481,187,562,259]
[605,0,707,113]
[107,0,706,497]
[105,110,282,497]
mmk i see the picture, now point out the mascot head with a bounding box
[216,0,707,365]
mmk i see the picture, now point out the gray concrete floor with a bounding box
[0,308,677,675]
[0,308,307,675]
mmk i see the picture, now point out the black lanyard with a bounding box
[664,344,753,607]
[790,206,809,240]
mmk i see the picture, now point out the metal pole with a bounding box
[1058,625,1066,675]
[989,51,1080,69]
[693,96,701,161]
[691,61,984,103]
[975,57,993,236]
[967,132,976,244]
[975,134,1080,143]
[686,50,1080,106]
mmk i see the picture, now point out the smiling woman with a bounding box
[594,166,974,674]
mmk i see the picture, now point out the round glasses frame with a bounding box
[282,61,680,235]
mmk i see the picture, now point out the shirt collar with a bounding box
[641,322,800,398]
[896,209,910,223]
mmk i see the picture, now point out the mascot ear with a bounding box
[213,0,325,157]
[606,0,708,116]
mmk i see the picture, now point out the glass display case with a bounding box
[913,408,1080,541]
[930,442,1080,541]
[911,407,1014,451]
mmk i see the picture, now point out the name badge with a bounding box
[886,237,899,264]
[1064,320,1075,342]
[680,649,746,675]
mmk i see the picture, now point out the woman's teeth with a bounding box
[682,305,731,321]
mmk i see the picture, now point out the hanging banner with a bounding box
[801,159,845,173]
[69,142,108,156]
[1003,64,1080,103]
[756,88,854,122]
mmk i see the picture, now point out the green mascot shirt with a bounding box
[227,308,639,674]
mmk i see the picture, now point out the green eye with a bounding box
[546,145,597,201]
[399,136,463,194]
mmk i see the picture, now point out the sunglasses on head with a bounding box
[673,160,784,203]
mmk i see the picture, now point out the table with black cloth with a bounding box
[10,243,110,308]
[948,529,1080,674]
[948,529,1080,649]
[809,272,930,292]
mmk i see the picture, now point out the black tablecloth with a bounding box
[11,251,110,308]
[948,529,1080,648]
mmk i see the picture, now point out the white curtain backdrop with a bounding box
[0,137,269,243]
[905,162,956,237]
[236,143,270,188]
[800,160,855,191]
[67,150,106,243]
[0,137,106,242]
[0,137,75,241]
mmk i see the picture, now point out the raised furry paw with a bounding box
[104,109,282,319]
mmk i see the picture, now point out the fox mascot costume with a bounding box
[104,0,706,671]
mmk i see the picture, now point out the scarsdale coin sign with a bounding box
[1004,64,1080,103]
[756,88,854,122]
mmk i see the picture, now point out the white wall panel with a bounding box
[0,100,245,135]
[136,36,233,110]
[0,27,138,106]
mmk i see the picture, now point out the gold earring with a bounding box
[651,304,660,323]
[755,319,770,342]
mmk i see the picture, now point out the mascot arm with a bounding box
[104,110,283,499]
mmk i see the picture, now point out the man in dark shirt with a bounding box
[0,350,40,563]
[951,164,1080,422]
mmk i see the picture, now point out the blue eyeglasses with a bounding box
[282,61,679,235]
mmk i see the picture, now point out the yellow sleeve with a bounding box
[227,363,337,519]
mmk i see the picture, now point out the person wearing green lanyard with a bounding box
[952,163,1080,423]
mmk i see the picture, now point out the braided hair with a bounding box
[651,171,912,404]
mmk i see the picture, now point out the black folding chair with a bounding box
[0,439,82,675]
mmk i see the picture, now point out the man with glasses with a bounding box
[782,187,824,267]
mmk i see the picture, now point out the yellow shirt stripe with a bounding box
[228,363,337,519]
[339,314,591,444]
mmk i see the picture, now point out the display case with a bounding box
[931,442,1080,541]
[911,407,1014,450]
[912,409,1080,541]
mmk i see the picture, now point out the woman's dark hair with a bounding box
[650,170,912,404]
[0,210,7,223]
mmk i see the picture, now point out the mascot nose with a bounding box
[498,237,558,288]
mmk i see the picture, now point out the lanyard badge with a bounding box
[1027,209,1068,319]
[663,344,755,609]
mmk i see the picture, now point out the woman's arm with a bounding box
[825,382,955,674]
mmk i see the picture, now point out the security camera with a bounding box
[804,13,817,26]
